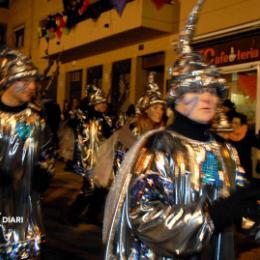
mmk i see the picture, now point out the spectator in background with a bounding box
[228,112,260,181]
[59,97,80,164]
[70,97,80,115]
[222,99,237,122]
[62,99,70,120]
[43,97,61,151]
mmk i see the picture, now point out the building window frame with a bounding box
[13,25,25,49]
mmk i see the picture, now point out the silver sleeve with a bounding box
[127,149,214,256]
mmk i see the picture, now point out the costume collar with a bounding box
[0,97,28,113]
[167,110,211,142]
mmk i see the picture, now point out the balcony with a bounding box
[39,0,180,59]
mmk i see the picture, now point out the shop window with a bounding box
[87,65,103,89]
[13,26,25,49]
[0,23,6,45]
[66,70,82,101]
[110,59,131,113]
[224,70,257,127]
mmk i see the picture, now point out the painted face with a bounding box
[94,102,107,113]
[146,103,164,124]
[231,117,242,130]
[8,79,36,104]
[176,91,219,124]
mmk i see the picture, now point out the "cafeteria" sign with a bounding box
[194,32,260,67]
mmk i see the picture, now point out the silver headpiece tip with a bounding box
[178,0,206,55]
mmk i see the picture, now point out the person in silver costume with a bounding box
[103,0,260,259]
[115,73,166,174]
[0,47,55,259]
[67,84,114,225]
[91,73,166,190]
[131,72,165,137]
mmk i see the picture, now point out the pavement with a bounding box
[41,162,103,260]
[40,162,260,260]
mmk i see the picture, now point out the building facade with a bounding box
[1,0,260,140]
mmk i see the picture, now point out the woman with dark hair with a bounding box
[227,112,260,180]
[222,99,237,122]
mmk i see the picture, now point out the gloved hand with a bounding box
[32,166,53,193]
[209,183,260,232]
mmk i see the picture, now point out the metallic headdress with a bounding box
[135,72,165,116]
[167,0,228,104]
[0,47,39,88]
[85,84,106,106]
[211,105,233,132]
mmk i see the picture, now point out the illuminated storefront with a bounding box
[194,29,260,177]
[194,29,260,131]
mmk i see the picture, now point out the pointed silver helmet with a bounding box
[0,47,39,89]
[167,0,228,105]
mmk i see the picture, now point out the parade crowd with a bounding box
[1,0,260,259]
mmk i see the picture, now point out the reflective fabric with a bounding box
[104,130,247,259]
[0,104,54,259]
[72,108,113,179]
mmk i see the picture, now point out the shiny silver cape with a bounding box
[103,129,246,259]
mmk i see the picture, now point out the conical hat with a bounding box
[135,72,165,116]
[0,47,39,88]
[167,0,228,104]
[85,84,106,106]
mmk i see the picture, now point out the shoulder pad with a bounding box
[145,130,175,154]
[28,102,45,118]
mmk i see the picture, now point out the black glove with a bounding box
[209,184,260,232]
[32,166,53,193]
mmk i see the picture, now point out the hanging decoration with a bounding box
[63,0,101,28]
[38,0,174,42]
[151,0,175,9]
[38,0,112,42]
[110,0,127,16]
[38,12,68,43]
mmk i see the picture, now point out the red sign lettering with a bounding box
[194,33,260,67]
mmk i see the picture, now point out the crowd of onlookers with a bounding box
[41,95,260,185]
[220,99,260,181]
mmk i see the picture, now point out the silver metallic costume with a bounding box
[91,74,165,189]
[0,48,55,259]
[67,85,114,225]
[131,72,165,137]
[71,85,113,177]
[103,0,255,259]
[104,126,246,259]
